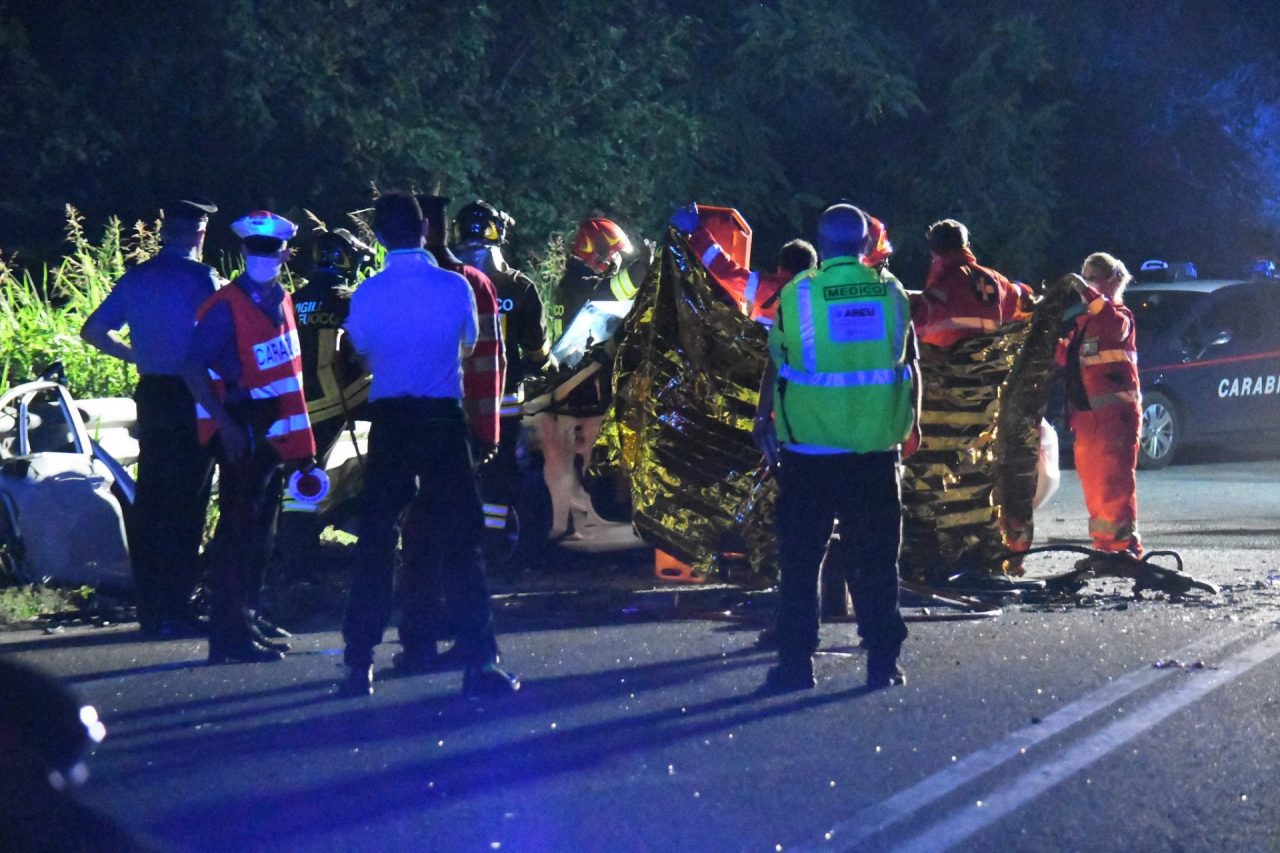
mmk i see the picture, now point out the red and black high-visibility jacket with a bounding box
[441,259,506,446]
[194,284,316,461]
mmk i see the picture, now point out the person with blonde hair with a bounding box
[1057,251,1142,554]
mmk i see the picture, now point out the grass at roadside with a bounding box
[0,583,97,628]
[0,206,155,398]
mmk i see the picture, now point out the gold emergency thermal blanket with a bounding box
[593,231,776,579]
[597,230,1073,584]
[902,280,1075,583]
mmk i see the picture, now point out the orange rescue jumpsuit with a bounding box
[913,248,1029,348]
[1057,284,1142,554]
[687,227,788,324]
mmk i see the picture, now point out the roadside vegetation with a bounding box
[0,206,148,398]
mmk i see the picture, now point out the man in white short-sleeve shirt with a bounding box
[339,191,519,700]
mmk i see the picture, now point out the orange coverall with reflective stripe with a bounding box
[913,248,1029,349]
[687,227,787,324]
[1056,284,1142,554]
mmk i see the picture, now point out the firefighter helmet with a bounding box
[571,218,633,275]
[455,200,513,245]
[864,215,894,268]
[312,228,373,273]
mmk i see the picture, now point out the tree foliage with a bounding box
[1,0,1277,283]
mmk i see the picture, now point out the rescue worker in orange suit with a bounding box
[277,229,374,580]
[454,200,552,552]
[557,216,652,339]
[669,203,816,325]
[913,219,1031,348]
[1058,253,1142,555]
[184,211,317,664]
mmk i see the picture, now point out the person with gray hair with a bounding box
[1057,252,1142,554]
[752,203,920,692]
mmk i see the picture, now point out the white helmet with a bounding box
[231,210,298,241]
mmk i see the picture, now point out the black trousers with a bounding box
[774,448,908,661]
[129,376,214,625]
[342,397,498,668]
[207,441,283,639]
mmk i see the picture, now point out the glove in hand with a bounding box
[670,204,699,235]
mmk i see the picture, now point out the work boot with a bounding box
[462,662,521,699]
[250,610,292,639]
[865,649,906,690]
[338,663,374,697]
[247,619,291,653]
[762,656,816,694]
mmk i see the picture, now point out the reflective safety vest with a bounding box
[607,264,639,301]
[1059,285,1140,415]
[195,284,316,461]
[770,257,914,453]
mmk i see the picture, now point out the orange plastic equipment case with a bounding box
[695,205,752,271]
[655,549,705,584]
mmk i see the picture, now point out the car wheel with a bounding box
[1139,390,1178,469]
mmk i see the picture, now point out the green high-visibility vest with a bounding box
[768,256,914,453]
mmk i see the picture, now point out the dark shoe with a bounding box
[338,663,374,697]
[866,651,906,690]
[462,663,521,699]
[251,611,292,639]
[207,635,285,664]
[248,621,291,653]
[762,658,816,694]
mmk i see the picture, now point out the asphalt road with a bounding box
[4,457,1280,852]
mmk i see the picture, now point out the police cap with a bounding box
[160,196,218,222]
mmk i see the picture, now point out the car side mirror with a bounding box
[1194,329,1231,360]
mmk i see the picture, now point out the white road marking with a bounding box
[892,629,1280,852]
[797,627,1256,851]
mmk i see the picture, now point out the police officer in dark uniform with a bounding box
[277,229,374,579]
[455,201,553,554]
[81,197,220,638]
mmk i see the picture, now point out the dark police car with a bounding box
[1126,261,1280,468]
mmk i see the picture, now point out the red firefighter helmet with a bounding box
[864,215,893,268]
[571,218,633,275]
